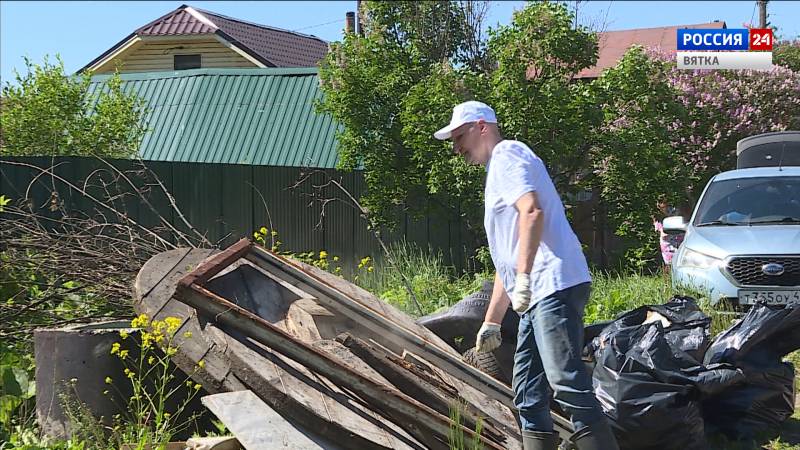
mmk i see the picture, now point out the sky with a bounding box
[1,0,799,86]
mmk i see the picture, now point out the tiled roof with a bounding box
[81,4,329,72]
[576,21,727,78]
[197,8,330,68]
[136,7,217,35]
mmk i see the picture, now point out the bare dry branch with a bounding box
[289,169,425,316]
[0,158,211,345]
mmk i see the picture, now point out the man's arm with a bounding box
[484,272,511,324]
[476,272,510,353]
[515,191,543,274]
[508,191,543,313]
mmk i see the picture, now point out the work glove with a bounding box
[475,322,502,353]
[511,273,533,313]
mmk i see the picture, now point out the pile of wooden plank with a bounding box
[133,239,572,449]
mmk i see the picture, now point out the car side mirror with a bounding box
[662,216,687,234]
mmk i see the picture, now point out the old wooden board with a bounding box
[136,249,427,449]
[217,328,432,450]
[201,390,340,450]
[243,247,518,411]
[134,247,245,394]
[209,257,520,448]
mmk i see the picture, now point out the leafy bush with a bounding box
[1,55,146,158]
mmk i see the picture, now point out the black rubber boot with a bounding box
[570,424,620,450]
[522,429,560,450]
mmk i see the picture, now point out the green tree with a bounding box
[318,1,598,240]
[590,46,800,266]
[774,40,800,72]
[486,1,599,192]
[0,55,146,158]
[588,47,687,263]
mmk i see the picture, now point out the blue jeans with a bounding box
[513,282,605,432]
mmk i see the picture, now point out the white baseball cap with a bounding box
[433,101,497,140]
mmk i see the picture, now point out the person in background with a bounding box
[653,197,684,274]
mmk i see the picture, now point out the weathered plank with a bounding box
[215,327,425,450]
[174,281,505,450]
[201,390,339,450]
[139,250,426,449]
[134,248,244,394]
[243,244,516,409]
[336,333,506,445]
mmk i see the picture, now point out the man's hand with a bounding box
[475,322,502,353]
[511,272,532,313]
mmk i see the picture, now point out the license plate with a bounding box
[738,289,800,305]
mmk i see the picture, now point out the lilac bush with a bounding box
[591,45,800,263]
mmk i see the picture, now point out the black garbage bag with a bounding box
[702,302,800,441]
[703,360,795,441]
[705,302,800,366]
[590,296,744,450]
[594,295,712,361]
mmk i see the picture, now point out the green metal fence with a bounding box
[1,156,476,273]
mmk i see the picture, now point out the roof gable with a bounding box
[136,6,217,35]
[81,4,329,72]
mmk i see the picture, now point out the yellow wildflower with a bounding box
[367,266,374,272]
[152,320,165,333]
[119,330,129,340]
[260,227,267,234]
[194,383,202,390]
[110,342,121,355]
[197,360,205,369]
[119,349,129,359]
[319,251,328,259]
[165,317,182,334]
[124,368,135,379]
[141,332,152,349]
[105,377,112,384]
[333,256,339,262]
[148,356,155,365]
[183,331,192,339]
[166,346,177,356]
[131,314,149,328]
[163,412,171,419]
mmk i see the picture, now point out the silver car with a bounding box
[664,166,800,306]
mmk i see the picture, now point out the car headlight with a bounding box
[678,247,722,269]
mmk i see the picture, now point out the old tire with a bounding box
[462,348,509,384]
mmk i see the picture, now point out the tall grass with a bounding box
[351,241,490,318]
[356,241,741,333]
[585,271,675,324]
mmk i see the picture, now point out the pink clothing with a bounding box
[654,220,684,264]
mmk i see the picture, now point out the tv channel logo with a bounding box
[676,28,773,70]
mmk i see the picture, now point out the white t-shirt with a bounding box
[484,140,591,306]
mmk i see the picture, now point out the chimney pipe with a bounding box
[345,11,355,34]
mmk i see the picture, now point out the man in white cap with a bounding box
[434,101,618,450]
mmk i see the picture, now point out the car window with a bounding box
[693,176,800,226]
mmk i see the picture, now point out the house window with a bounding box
[174,54,201,70]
